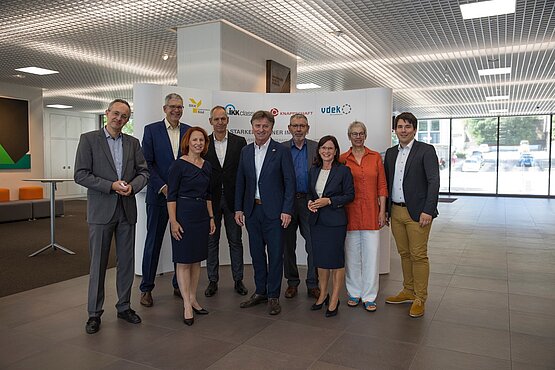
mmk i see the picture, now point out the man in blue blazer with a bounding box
[235,110,296,315]
[384,112,439,318]
[139,93,191,307]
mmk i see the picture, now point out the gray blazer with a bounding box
[74,128,149,224]
[282,138,318,169]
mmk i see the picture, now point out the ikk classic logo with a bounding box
[188,98,210,114]
[224,104,256,116]
[320,103,352,115]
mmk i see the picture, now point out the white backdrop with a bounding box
[133,84,393,276]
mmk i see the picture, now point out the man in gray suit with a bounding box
[74,99,149,334]
[282,114,320,299]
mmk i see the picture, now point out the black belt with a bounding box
[393,201,407,207]
[295,192,307,199]
[179,196,205,201]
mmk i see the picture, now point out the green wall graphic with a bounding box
[0,97,30,169]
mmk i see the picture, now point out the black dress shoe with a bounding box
[85,317,101,334]
[268,298,281,315]
[311,294,330,311]
[204,281,218,297]
[325,300,340,317]
[234,280,248,296]
[192,307,209,315]
[183,317,194,326]
[240,293,268,308]
[117,308,142,324]
[173,288,182,299]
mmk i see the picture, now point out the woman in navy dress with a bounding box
[167,127,216,325]
[308,135,354,317]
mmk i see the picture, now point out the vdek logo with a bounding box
[225,104,256,116]
[320,103,352,115]
[188,98,209,114]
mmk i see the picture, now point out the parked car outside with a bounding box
[470,150,484,164]
[462,158,482,172]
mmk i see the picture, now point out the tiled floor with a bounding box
[1,196,555,369]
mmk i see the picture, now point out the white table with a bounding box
[24,179,76,257]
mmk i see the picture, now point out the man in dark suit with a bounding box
[235,110,296,315]
[281,114,320,299]
[74,99,149,334]
[384,112,439,318]
[203,105,248,297]
[139,93,191,307]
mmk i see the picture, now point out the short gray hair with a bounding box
[347,121,367,136]
[164,93,183,105]
[289,113,308,124]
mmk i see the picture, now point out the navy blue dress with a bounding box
[167,159,212,264]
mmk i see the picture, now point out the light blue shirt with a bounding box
[392,139,414,203]
[104,127,123,180]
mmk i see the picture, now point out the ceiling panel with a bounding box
[0,0,553,118]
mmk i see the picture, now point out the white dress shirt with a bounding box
[254,139,270,199]
[213,132,228,167]
[315,169,330,198]
[165,118,181,159]
[391,139,414,203]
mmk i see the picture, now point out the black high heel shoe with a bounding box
[192,307,209,315]
[311,294,330,311]
[325,300,340,317]
[183,308,194,326]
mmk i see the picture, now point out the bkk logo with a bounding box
[225,104,256,116]
[188,98,209,114]
[320,103,352,115]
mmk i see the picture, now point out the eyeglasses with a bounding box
[290,124,308,129]
[167,105,184,110]
[109,110,129,120]
[349,132,365,137]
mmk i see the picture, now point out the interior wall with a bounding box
[0,82,44,200]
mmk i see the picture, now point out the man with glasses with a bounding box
[75,99,149,334]
[139,93,191,307]
[281,114,320,299]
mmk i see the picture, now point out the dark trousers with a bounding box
[283,195,318,288]
[206,196,244,282]
[245,204,284,298]
[140,203,178,292]
[88,200,134,317]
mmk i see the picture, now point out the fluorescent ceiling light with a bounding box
[15,67,59,75]
[486,95,510,101]
[296,83,321,90]
[489,109,508,113]
[46,104,73,109]
[460,0,516,20]
[478,67,511,76]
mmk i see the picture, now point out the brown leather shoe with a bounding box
[268,298,281,315]
[284,286,298,298]
[140,291,153,307]
[240,293,268,308]
[307,287,321,299]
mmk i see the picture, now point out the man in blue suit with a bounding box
[139,93,191,307]
[235,110,296,315]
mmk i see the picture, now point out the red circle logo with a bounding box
[270,108,279,116]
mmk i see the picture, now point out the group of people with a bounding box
[74,94,439,334]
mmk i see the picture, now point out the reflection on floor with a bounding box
[1,196,555,369]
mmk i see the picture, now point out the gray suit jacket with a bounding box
[282,138,318,170]
[74,128,149,224]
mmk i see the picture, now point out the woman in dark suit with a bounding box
[308,135,355,317]
[167,127,216,326]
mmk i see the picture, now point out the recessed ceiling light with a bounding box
[46,104,73,109]
[162,53,169,61]
[486,95,510,101]
[15,67,59,75]
[478,67,511,76]
[296,83,321,90]
[489,109,508,113]
[460,0,516,20]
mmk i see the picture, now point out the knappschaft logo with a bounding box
[225,104,256,116]
[320,103,352,115]
[270,108,314,117]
